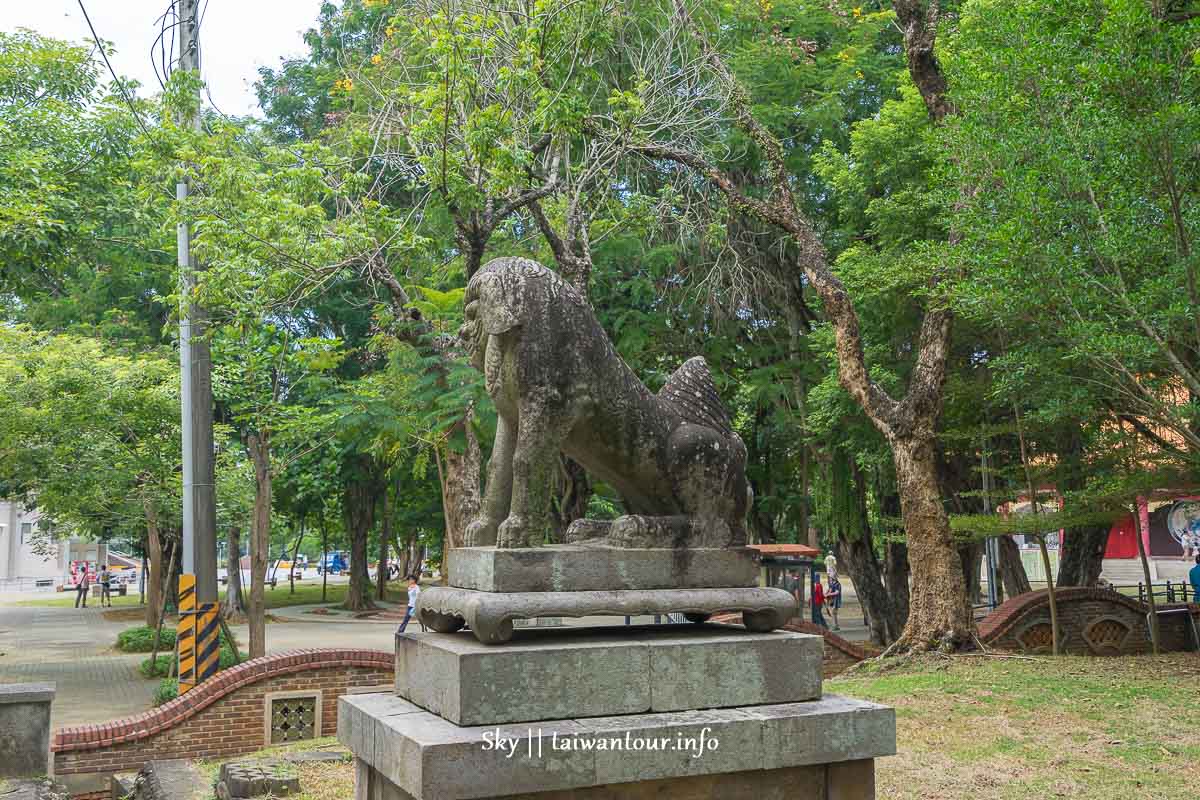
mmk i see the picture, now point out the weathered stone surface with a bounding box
[216,759,300,798]
[448,545,760,592]
[358,762,837,799]
[0,779,69,800]
[458,257,751,550]
[0,682,54,780]
[828,759,876,800]
[395,625,820,726]
[338,692,895,800]
[417,586,796,644]
[283,749,351,764]
[131,760,209,800]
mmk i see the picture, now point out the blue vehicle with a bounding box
[317,551,348,575]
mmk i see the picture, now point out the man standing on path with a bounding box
[74,567,90,609]
[1190,554,1200,605]
[97,566,112,608]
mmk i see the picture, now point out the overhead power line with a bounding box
[75,0,151,136]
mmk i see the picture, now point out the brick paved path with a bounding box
[0,602,396,728]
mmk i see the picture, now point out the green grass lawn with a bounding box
[832,653,1200,799]
[10,579,407,610]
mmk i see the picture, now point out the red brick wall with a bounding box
[53,649,392,783]
[978,588,1199,655]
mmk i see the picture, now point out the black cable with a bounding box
[75,0,151,135]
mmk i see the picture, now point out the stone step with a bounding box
[339,690,895,800]
[394,624,823,726]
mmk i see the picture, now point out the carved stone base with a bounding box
[447,545,760,592]
[416,586,796,645]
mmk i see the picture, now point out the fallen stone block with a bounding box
[215,759,301,799]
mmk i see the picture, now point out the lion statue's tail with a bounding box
[657,357,734,436]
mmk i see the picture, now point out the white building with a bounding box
[0,501,121,591]
[0,500,64,588]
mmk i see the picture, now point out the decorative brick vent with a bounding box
[269,693,319,744]
[1017,622,1054,654]
[1083,617,1131,655]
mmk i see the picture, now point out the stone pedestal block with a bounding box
[339,692,894,800]
[356,760,876,800]
[0,682,55,780]
[395,625,823,726]
[447,546,760,593]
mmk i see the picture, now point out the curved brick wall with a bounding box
[978,588,1198,655]
[54,648,393,793]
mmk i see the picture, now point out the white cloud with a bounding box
[1,0,326,117]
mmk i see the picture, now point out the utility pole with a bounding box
[176,0,219,691]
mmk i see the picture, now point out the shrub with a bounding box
[140,654,172,678]
[153,678,178,706]
[138,629,245,678]
[116,626,176,653]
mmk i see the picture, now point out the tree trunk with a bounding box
[833,458,905,646]
[884,539,911,626]
[144,501,162,628]
[1057,522,1108,587]
[442,423,482,547]
[246,432,271,659]
[321,521,329,603]
[837,534,903,646]
[377,489,391,601]
[1037,534,1061,655]
[439,422,481,583]
[997,535,1032,598]
[289,519,304,595]
[164,536,182,613]
[221,524,247,620]
[890,436,973,651]
[1132,498,1160,654]
[958,541,985,605]
[551,456,591,542]
[342,466,378,612]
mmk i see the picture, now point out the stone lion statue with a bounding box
[457,257,750,549]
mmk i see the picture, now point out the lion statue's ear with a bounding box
[475,273,524,335]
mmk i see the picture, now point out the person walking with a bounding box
[1190,554,1200,605]
[811,578,828,629]
[74,567,90,609]
[97,566,112,608]
[825,556,843,631]
[397,574,421,633]
[826,572,843,631]
[782,570,802,611]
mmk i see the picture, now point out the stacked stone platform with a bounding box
[341,546,894,798]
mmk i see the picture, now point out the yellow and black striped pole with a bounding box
[177,573,197,692]
[196,602,220,683]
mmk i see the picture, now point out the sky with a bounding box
[1,0,326,116]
